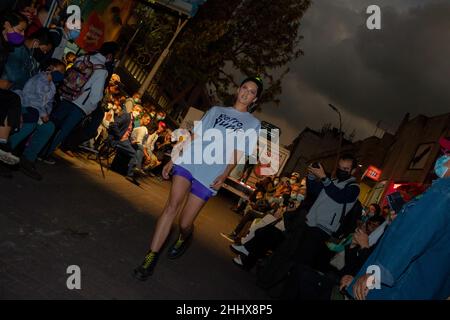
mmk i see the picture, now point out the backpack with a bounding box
[59,55,105,102]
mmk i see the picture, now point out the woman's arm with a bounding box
[210,150,244,190]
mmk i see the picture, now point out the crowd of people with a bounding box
[221,146,450,300]
[0,1,178,183]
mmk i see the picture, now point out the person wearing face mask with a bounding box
[349,136,450,300]
[124,93,141,114]
[47,14,81,61]
[2,27,52,90]
[290,155,361,269]
[289,172,301,187]
[0,12,28,174]
[34,41,119,165]
[7,58,66,180]
[147,110,168,134]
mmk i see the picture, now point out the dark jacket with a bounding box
[0,34,11,77]
[109,112,132,141]
[348,177,450,300]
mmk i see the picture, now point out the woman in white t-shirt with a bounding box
[134,77,264,280]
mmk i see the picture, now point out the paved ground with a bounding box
[0,151,269,300]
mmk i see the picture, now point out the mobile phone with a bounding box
[387,192,405,213]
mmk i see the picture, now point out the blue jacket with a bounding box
[1,45,38,90]
[14,72,56,118]
[109,112,132,141]
[348,177,450,300]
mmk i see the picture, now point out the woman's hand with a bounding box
[339,275,354,291]
[162,161,173,180]
[210,174,227,191]
[353,274,371,300]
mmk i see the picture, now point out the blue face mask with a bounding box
[51,71,64,84]
[434,155,449,178]
[68,29,80,41]
[297,194,305,202]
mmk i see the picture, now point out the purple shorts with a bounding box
[172,165,214,202]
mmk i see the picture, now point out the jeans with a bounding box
[9,122,37,150]
[22,122,56,162]
[114,139,136,176]
[42,100,85,157]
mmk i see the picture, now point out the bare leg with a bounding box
[178,193,207,238]
[149,175,191,252]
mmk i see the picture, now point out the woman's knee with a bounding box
[163,200,182,217]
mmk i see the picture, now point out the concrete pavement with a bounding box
[0,151,269,300]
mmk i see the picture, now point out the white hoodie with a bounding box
[72,53,108,115]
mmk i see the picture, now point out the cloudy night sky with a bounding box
[255,0,450,146]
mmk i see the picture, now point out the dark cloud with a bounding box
[258,0,450,146]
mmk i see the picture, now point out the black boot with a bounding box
[133,251,159,281]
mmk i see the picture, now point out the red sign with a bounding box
[76,12,105,52]
[365,165,382,181]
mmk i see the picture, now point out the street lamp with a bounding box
[328,103,342,174]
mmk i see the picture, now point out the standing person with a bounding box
[37,41,119,164]
[350,136,450,300]
[133,77,263,280]
[49,16,81,61]
[0,12,28,171]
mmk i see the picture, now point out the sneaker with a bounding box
[126,175,141,186]
[41,157,56,165]
[230,244,249,256]
[19,157,42,181]
[132,167,146,176]
[233,255,243,266]
[220,232,237,243]
[0,144,19,165]
[133,252,159,281]
[167,234,192,259]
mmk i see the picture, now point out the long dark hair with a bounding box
[240,76,263,113]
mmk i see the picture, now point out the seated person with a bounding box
[142,122,166,172]
[9,58,66,180]
[128,113,151,176]
[338,215,387,293]
[108,105,141,180]
[230,194,304,269]
[222,191,272,242]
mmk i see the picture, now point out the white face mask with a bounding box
[290,179,297,185]
[132,111,140,118]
